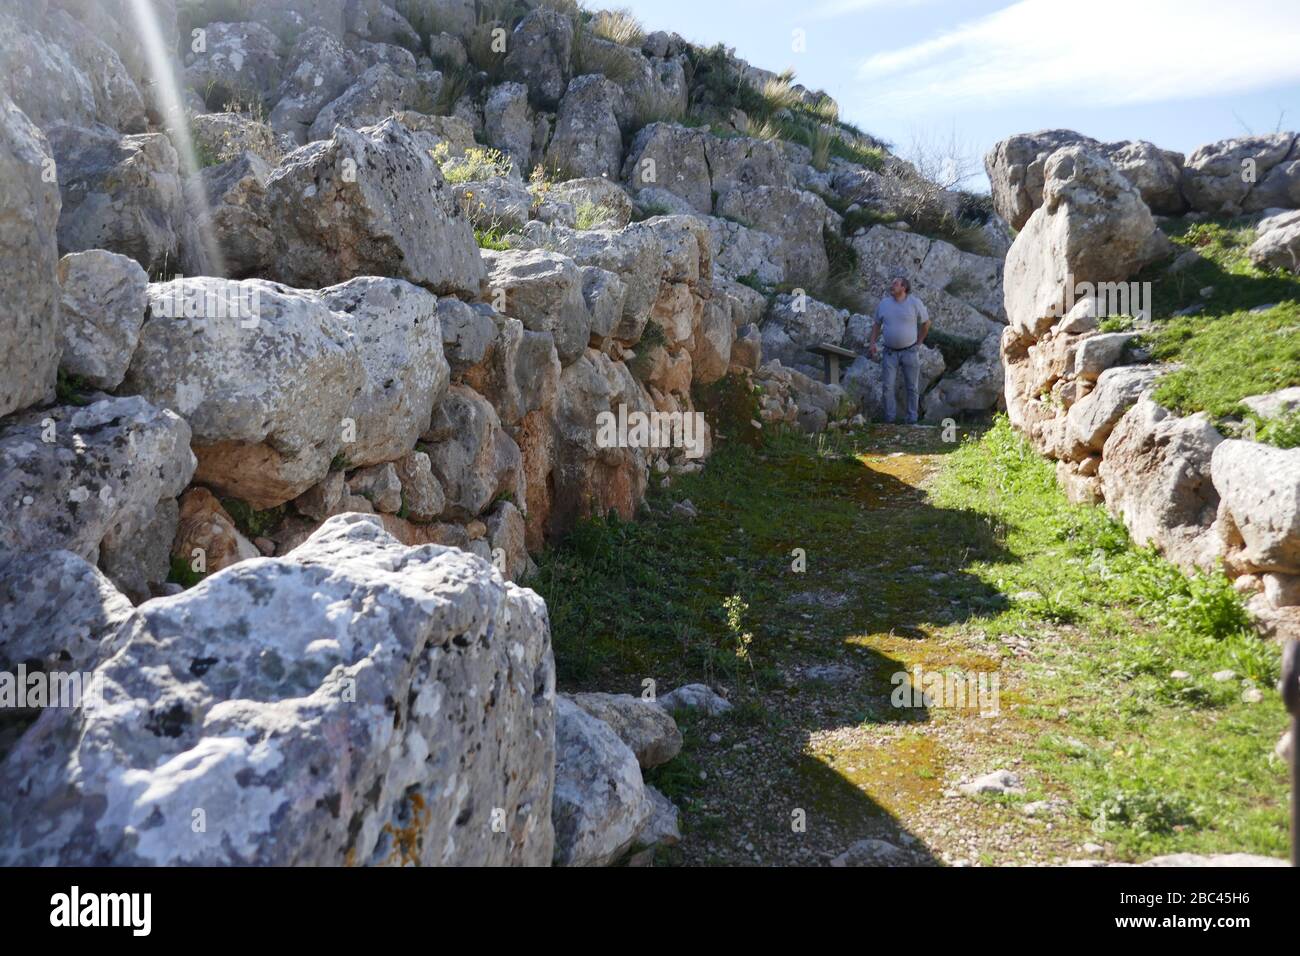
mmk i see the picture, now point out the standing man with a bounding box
[867,276,930,425]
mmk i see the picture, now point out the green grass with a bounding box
[1151,301,1300,417]
[1132,220,1300,423]
[55,370,92,406]
[1255,408,1300,448]
[931,418,1286,858]
[220,498,284,540]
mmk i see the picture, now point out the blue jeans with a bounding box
[880,345,920,424]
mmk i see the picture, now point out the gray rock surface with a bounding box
[264,118,485,297]
[0,95,62,418]
[568,692,683,769]
[0,514,556,866]
[0,396,195,597]
[56,250,149,390]
[123,278,364,509]
[552,696,650,867]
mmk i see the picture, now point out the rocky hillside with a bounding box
[986,129,1300,644]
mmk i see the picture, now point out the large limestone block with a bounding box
[0,95,62,418]
[123,278,364,509]
[0,514,556,866]
[1098,396,1224,571]
[0,396,195,596]
[264,118,485,297]
[1212,439,1300,575]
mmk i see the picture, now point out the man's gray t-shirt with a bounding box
[874,294,929,349]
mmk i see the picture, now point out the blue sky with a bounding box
[616,0,1300,192]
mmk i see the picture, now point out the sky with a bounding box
[615,0,1300,192]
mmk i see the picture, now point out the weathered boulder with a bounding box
[0,549,135,678]
[461,316,561,427]
[503,8,573,109]
[656,683,732,716]
[546,222,663,344]
[306,64,419,143]
[759,292,847,377]
[691,298,734,385]
[0,396,195,597]
[1250,138,1300,210]
[194,150,276,278]
[1,96,62,418]
[1104,140,1186,216]
[715,186,830,288]
[1003,146,1156,340]
[1073,332,1141,383]
[314,277,449,468]
[438,297,499,376]
[1063,365,1164,458]
[0,9,146,135]
[347,461,403,513]
[421,384,525,520]
[56,250,148,390]
[267,27,355,145]
[986,130,1187,225]
[546,74,626,180]
[264,118,485,297]
[484,499,529,582]
[985,130,1098,230]
[1183,133,1298,215]
[123,278,364,509]
[49,123,193,276]
[551,696,651,867]
[183,21,283,111]
[220,0,348,44]
[346,0,423,50]
[551,349,653,534]
[392,450,445,523]
[567,693,683,769]
[1248,216,1300,273]
[546,177,636,230]
[706,133,794,197]
[580,266,628,345]
[0,514,556,866]
[453,176,532,232]
[172,487,260,574]
[1212,440,1300,575]
[483,248,592,366]
[709,216,784,286]
[1098,396,1224,570]
[622,123,711,212]
[483,81,534,172]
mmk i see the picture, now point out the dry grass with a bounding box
[589,8,644,47]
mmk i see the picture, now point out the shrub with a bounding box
[432,142,514,183]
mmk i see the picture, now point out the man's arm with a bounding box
[915,298,930,346]
[869,302,883,357]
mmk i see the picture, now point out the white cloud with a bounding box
[855,0,1300,114]
[811,0,932,19]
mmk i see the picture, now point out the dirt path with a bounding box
[543,422,1288,866]
[641,426,1067,865]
